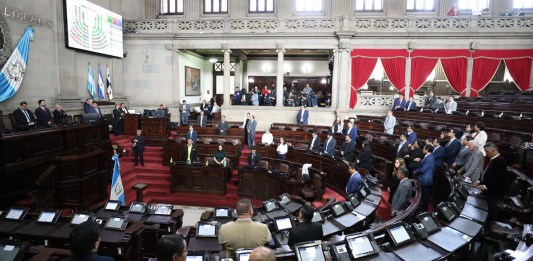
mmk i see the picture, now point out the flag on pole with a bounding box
[106,65,114,100]
[0,27,34,103]
[87,64,97,99]
[110,154,125,205]
[97,64,106,100]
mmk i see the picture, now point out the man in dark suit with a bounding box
[296,106,309,125]
[119,103,129,114]
[309,131,321,152]
[63,220,114,261]
[323,132,336,157]
[424,91,436,108]
[356,140,373,170]
[247,147,260,167]
[35,99,52,126]
[452,136,473,170]
[183,138,198,164]
[112,104,124,136]
[132,129,145,166]
[88,103,104,119]
[197,111,207,127]
[414,145,435,213]
[287,204,323,247]
[396,133,409,159]
[13,101,35,130]
[218,115,229,135]
[391,168,413,216]
[444,129,462,165]
[406,125,417,146]
[392,94,406,111]
[186,125,197,143]
[474,142,509,221]
[432,138,446,168]
[431,97,445,112]
[157,234,187,261]
[83,98,93,113]
[179,100,191,125]
[340,135,356,162]
[404,97,417,111]
[53,104,68,125]
[246,115,257,149]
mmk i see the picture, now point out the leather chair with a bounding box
[203,137,213,144]
[301,174,324,202]
[277,163,290,174]
[258,160,269,170]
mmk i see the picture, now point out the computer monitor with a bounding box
[154,204,173,215]
[196,222,219,238]
[144,109,156,117]
[129,202,147,214]
[36,210,60,224]
[154,109,166,118]
[214,207,231,219]
[70,212,94,226]
[0,240,29,261]
[294,241,326,261]
[104,215,129,231]
[263,200,279,212]
[330,202,346,217]
[347,194,361,208]
[274,216,293,231]
[357,187,370,199]
[81,113,100,124]
[416,212,441,235]
[385,222,416,247]
[104,201,121,211]
[186,254,204,261]
[236,249,253,261]
[450,192,465,210]
[345,232,379,259]
[311,211,325,223]
[4,207,28,221]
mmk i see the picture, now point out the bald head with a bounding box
[250,247,276,261]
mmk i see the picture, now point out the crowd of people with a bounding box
[391,92,458,114]
[232,82,331,107]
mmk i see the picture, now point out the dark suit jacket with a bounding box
[197,115,207,127]
[345,127,358,142]
[407,131,417,145]
[392,98,406,110]
[416,154,435,186]
[341,140,356,162]
[357,148,373,170]
[396,142,408,158]
[83,103,92,113]
[287,221,323,247]
[247,153,260,167]
[186,130,197,142]
[35,107,52,126]
[88,107,103,118]
[425,96,437,107]
[309,136,321,152]
[404,101,417,111]
[183,144,198,163]
[444,138,461,165]
[218,121,229,135]
[113,109,123,121]
[433,146,445,168]
[431,102,444,112]
[53,109,68,125]
[323,138,336,156]
[132,135,145,152]
[480,156,509,198]
[13,108,35,128]
[62,253,114,261]
[296,110,309,125]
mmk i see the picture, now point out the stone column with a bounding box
[405,54,412,98]
[276,42,285,107]
[337,41,352,110]
[234,58,241,90]
[331,49,339,109]
[223,43,232,107]
[466,56,474,97]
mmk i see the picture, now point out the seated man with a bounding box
[158,104,169,115]
[13,101,35,130]
[444,96,457,114]
[392,94,406,111]
[288,203,323,247]
[431,97,445,113]
[219,198,272,259]
[404,97,417,111]
[157,235,187,261]
[309,131,321,152]
[391,168,413,216]
[248,147,261,167]
[63,220,114,261]
[261,129,274,146]
[197,111,207,127]
[53,104,68,125]
[84,98,93,113]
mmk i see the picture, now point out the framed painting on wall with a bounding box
[185,66,201,96]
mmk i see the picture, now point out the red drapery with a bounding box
[381,58,406,93]
[504,58,532,91]
[409,57,438,96]
[471,58,500,97]
[349,58,378,108]
[441,58,468,96]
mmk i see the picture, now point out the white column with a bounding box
[331,49,340,110]
[337,43,351,109]
[234,59,241,90]
[276,44,285,107]
[404,55,412,97]
[223,44,232,107]
[466,56,474,97]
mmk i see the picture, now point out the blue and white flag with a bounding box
[0,27,34,103]
[87,64,97,99]
[106,65,114,101]
[110,154,125,205]
[97,64,106,100]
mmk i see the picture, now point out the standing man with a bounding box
[396,133,409,159]
[84,98,93,113]
[302,83,313,95]
[88,102,104,119]
[13,101,35,130]
[406,125,417,146]
[183,138,198,164]
[458,140,484,184]
[247,115,257,149]
[287,203,323,247]
[391,168,413,216]
[296,106,309,125]
[383,110,396,135]
[218,115,229,136]
[323,132,337,157]
[404,96,417,111]
[340,135,356,163]
[179,100,191,125]
[119,103,129,114]
[234,87,242,105]
[132,129,145,167]
[414,145,435,213]
[261,129,273,146]
[452,136,473,170]
[444,96,457,114]
[444,129,462,165]
[424,91,436,108]
[345,121,358,143]
[309,131,321,152]
[35,99,52,126]
[197,111,207,127]
[112,104,124,136]
[53,104,68,125]
[186,125,197,143]
[346,164,362,195]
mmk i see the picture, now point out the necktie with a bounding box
[22,109,30,122]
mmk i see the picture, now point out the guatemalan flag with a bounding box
[110,154,125,205]
[0,27,34,103]
[106,65,114,100]
[97,64,106,101]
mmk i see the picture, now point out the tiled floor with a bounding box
[177,205,214,226]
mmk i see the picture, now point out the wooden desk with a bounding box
[124,114,141,135]
[170,163,227,195]
[141,117,169,146]
[238,167,302,200]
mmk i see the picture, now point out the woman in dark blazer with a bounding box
[356,140,373,170]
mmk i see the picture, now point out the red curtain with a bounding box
[441,58,468,96]
[382,58,407,93]
[410,57,438,96]
[350,58,378,108]
[471,58,501,97]
[504,58,532,91]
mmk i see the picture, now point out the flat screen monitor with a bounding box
[196,222,218,238]
[311,211,324,223]
[0,240,29,261]
[330,203,346,217]
[104,215,128,231]
[129,202,147,214]
[274,216,292,231]
[236,249,253,261]
[70,212,94,226]
[386,223,415,247]
[263,200,279,212]
[416,213,441,234]
[186,255,204,261]
[104,201,121,211]
[347,194,361,208]
[346,233,379,259]
[4,208,28,221]
[214,207,231,219]
[294,241,326,261]
[64,0,123,58]
[144,109,156,117]
[154,109,166,118]
[81,113,100,124]
[36,210,60,224]
[154,204,173,215]
[450,192,465,209]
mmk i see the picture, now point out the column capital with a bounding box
[338,42,351,52]
[222,42,231,53]
[276,48,285,53]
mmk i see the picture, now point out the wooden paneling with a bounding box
[124,114,141,135]
[142,117,170,146]
[170,164,227,195]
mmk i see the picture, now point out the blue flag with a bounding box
[97,64,106,100]
[0,27,34,103]
[87,64,97,99]
[110,154,125,205]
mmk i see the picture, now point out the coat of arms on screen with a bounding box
[6,60,25,82]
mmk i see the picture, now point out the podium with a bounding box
[141,117,169,146]
[124,114,141,135]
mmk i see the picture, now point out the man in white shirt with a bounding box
[261,129,273,146]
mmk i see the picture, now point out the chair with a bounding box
[73,114,82,123]
[487,132,501,142]
[364,133,373,142]
[278,163,290,174]
[231,139,240,146]
[418,122,429,130]
[8,113,16,130]
[301,174,324,202]
[203,137,213,144]
[217,138,227,144]
[258,160,269,169]
[297,143,309,150]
